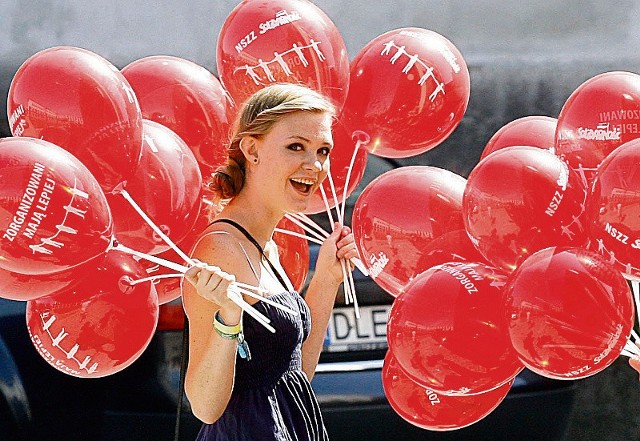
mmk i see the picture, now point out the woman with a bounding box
[182,83,358,440]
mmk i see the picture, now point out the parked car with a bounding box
[0,153,577,441]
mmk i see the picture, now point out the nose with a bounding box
[303,153,324,171]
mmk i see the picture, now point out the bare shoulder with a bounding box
[190,225,257,282]
[182,224,258,294]
[182,224,259,319]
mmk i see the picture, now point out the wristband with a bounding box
[213,311,241,338]
[213,311,251,360]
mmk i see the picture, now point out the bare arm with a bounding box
[301,225,358,380]
[301,269,341,381]
[182,232,257,424]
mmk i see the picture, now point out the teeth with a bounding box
[291,178,315,185]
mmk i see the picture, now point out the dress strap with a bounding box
[210,219,290,292]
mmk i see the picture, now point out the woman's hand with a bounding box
[315,223,360,285]
[184,261,241,322]
[630,352,640,380]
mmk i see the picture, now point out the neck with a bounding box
[219,192,283,245]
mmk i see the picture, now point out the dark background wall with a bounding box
[1,1,640,439]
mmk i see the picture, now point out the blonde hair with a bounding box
[209,83,335,200]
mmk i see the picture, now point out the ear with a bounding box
[239,136,259,164]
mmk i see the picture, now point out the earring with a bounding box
[253,157,259,164]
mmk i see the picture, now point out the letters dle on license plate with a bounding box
[324,305,390,352]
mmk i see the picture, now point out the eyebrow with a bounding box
[287,135,333,147]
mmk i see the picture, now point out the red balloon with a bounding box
[154,275,182,306]
[341,27,470,158]
[505,246,634,380]
[0,137,113,275]
[352,166,476,297]
[555,71,640,185]
[135,247,185,306]
[382,353,512,431]
[0,270,64,301]
[0,262,93,302]
[7,46,143,191]
[272,217,310,292]
[304,121,368,214]
[107,120,203,255]
[587,138,640,280]
[216,0,350,109]
[463,146,588,274]
[143,186,224,306]
[416,229,486,271]
[121,56,233,179]
[25,250,159,378]
[184,184,221,254]
[388,262,522,395]
[142,187,220,306]
[480,116,557,160]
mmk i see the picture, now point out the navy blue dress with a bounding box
[195,291,329,441]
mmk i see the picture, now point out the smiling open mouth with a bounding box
[290,178,315,195]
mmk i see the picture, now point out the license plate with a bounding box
[323,305,391,352]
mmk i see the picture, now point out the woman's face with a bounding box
[251,110,333,213]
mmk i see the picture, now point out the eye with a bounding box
[318,147,331,157]
[287,143,303,151]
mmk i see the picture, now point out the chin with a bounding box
[286,197,309,214]
[290,202,309,214]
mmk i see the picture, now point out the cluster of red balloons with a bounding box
[7,0,635,434]
[5,0,476,380]
[214,4,638,432]
[3,0,361,376]
[351,70,640,431]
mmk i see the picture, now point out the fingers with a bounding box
[327,222,344,241]
[184,262,236,304]
[184,265,201,287]
[337,241,358,261]
[335,227,359,261]
[184,260,214,288]
[321,223,359,261]
[333,223,351,236]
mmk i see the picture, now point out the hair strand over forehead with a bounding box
[238,83,335,137]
